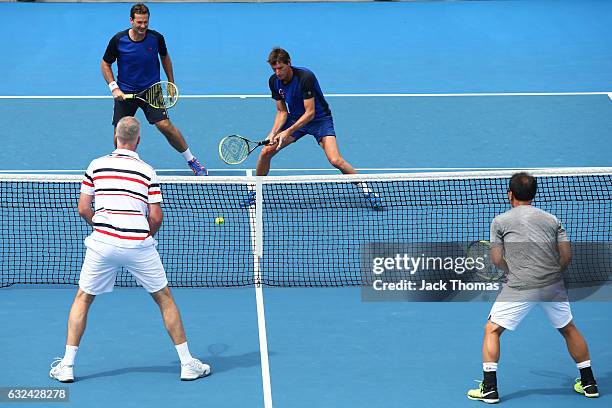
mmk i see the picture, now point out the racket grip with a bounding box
[261,140,271,146]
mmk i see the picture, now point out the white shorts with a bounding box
[79,237,168,295]
[489,281,573,331]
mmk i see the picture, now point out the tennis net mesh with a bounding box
[1,168,610,288]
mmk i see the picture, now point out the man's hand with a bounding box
[112,88,125,101]
[77,193,94,226]
[167,82,177,99]
[266,131,278,145]
[274,130,292,150]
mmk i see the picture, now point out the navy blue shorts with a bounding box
[112,98,169,126]
[282,116,336,143]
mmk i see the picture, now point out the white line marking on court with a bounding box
[0,166,595,174]
[0,95,110,99]
[246,169,273,408]
[0,91,610,99]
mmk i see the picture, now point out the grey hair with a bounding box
[116,116,140,145]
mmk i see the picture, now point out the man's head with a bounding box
[268,47,292,83]
[130,3,150,36]
[116,116,141,150]
[508,172,537,206]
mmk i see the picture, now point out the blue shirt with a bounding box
[269,67,332,120]
[103,29,167,93]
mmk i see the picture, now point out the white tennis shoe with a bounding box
[180,358,211,381]
[49,358,74,383]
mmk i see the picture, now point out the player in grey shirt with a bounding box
[467,172,598,403]
[491,203,568,289]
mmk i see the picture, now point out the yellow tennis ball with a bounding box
[215,217,225,225]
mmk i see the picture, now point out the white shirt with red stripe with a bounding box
[81,149,162,248]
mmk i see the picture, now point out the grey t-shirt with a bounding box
[490,205,568,289]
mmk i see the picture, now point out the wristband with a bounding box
[108,81,119,92]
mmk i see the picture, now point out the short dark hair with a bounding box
[509,172,537,201]
[268,47,291,65]
[130,3,150,19]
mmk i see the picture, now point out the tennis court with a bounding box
[1,1,612,407]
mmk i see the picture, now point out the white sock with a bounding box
[62,345,78,366]
[483,362,498,372]
[181,148,195,162]
[577,360,591,369]
[175,342,193,365]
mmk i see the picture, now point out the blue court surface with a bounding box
[1,1,612,407]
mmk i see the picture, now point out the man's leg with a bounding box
[318,136,357,174]
[255,137,296,176]
[154,119,207,175]
[483,320,505,364]
[66,289,96,347]
[559,321,599,397]
[154,119,189,153]
[151,286,187,344]
[559,321,590,362]
[50,289,96,382]
[482,320,504,394]
[319,136,382,207]
[150,287,210,380]
[467,320,504,403]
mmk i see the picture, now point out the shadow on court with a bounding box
[75,346,273,381]
[77,365,177,382]
[207,351,273,374]
[501,370,611,401]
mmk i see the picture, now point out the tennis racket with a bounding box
[218,135,271,165]
[124,81,179,109]
[466,240,506,281]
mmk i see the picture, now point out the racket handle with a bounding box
[261,140,271,146]
[123,94,135,99]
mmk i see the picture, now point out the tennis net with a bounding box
[0,168,610,288]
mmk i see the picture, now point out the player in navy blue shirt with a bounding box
[101,3,207,176]
[256,47,356,177]
[249,48,380,207]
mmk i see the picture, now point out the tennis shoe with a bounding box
[467,381,499,404]
[364,191,383,208]
[242,191,256,207]
[180,358,211,381]
[188,158,208,176]
[49,358,74,383]
[574,378,599,398]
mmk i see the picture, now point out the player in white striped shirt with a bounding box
[50,116,210,382]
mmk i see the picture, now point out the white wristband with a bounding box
[108,81,119,92]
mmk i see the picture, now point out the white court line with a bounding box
[0,167,589,173]
[0,91,611,99]
[246,169,273,408]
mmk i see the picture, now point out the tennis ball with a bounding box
[215,217,225,225]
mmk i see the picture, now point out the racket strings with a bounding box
[145,82,178,109]
[220,137,249,164]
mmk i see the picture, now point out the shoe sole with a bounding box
[575,388,599,398]
[180,370,212,381]
[577,391,600,398]
[50,374,74,383]
[467,395,500,404]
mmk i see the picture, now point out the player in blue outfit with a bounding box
[101,3,207,176]
[251,47,380,207]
